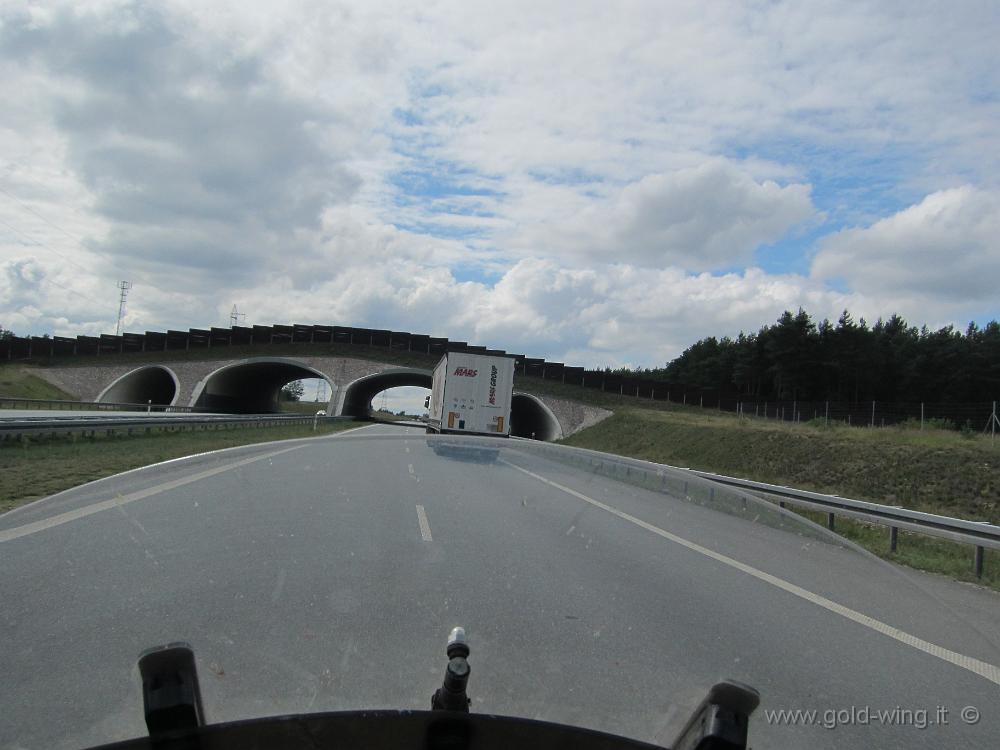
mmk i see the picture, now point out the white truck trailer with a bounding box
[425,352,515,437]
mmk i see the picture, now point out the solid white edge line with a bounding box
[415,504,433,542]
[0,422,377,520]
[501,458,1000,688]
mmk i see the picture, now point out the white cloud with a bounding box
[512,161,815,269]
[1,0,999,366]
[812,187,1000,303]
[226,257,866,366]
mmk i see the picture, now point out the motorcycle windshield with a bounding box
[1,426,998,749]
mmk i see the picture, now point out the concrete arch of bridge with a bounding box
[511,392,563,441]
[336,369,434,418]
[189,357,334,413]
[337,369,562,441]
[97,365,180,407]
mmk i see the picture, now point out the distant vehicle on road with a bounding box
[425,352,514,437]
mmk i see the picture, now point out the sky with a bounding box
[1,0,999,370]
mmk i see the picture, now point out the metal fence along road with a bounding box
[0,413,354,441]
[0,396,202,413]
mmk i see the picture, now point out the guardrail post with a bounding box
[827,512,835,531]
[974,546,984,578]
[889,526,898,552]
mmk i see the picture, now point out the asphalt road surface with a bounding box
[1,424,998,749]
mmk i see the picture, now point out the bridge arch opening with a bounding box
[338,371,563,440]
[338,369,433,418]
[371,385,432,418]
[97,365,179,406]
[510,393,563,441]
[191,358,333,413]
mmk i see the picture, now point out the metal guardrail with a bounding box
[0,396,200,412]
[0,413,355,440]
[528,441,999,578]
[683,469,999,577]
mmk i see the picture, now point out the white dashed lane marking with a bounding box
[415,505,433,542]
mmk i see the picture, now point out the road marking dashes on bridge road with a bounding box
[501,459,1000,688]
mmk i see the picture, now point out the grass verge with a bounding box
[0,366,77,401]
[788,508,999,588]
[1,420,361,514]
[561,406,1000,589]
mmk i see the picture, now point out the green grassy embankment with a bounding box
[0,421,360,514]
[560,406,1000,588]
[0,366,77,401]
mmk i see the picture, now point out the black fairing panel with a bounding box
[84,710,668,750]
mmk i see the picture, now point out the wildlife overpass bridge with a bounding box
[28,355,610,441]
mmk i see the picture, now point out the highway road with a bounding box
[1,424,998,749]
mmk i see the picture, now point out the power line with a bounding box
[0,215,98,280]
[0,217,107,309]
[0,183,96,252]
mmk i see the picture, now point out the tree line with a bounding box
[613,310,1000,404]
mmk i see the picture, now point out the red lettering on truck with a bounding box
[453,367,478,377]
